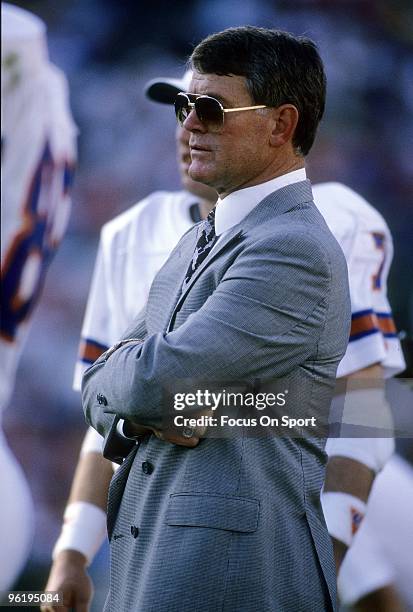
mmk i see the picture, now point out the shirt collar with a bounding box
[214,168,307,236]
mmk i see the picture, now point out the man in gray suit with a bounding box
[83,27,350,611]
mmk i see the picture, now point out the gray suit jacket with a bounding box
[83,180,350,612]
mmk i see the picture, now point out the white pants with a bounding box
[0,429,34,590]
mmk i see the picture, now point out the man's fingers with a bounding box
[151,409,212,447]
[153,427,200,446]
[159,431,200,447]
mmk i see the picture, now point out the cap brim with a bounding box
[144,78,184,105]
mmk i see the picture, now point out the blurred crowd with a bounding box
[3,0,413,608]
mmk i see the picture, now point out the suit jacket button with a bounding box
[131,525,139,538]
[142,461,154,475]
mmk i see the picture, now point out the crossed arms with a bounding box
[82,233,346,461]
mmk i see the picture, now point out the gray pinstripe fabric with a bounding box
[83,180,351,611]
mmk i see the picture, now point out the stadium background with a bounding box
[4,0,413,609]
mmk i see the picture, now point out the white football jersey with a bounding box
[313,182,405,378]
[0,4,77,412]
[73,191,198,390]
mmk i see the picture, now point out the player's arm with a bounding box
[42,428,113,612]
[322,363,394,573]
[319,194,405,573]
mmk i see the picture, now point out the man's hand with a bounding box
[41,550,93,612]
[152,427,200,447]
[124,419,207,448]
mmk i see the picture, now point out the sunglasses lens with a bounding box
[175,93,224,130]
[196,97,224,130]
[174,94,191,126]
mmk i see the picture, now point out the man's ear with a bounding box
[269,104,299,148]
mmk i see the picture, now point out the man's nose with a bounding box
[183,108,206,133]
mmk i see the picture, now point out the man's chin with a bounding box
[188,163,214,187]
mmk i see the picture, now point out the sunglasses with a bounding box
[175,92,268,132]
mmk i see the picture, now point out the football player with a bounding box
[1,3,77,591]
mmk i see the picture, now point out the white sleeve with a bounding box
[80,426,104,455]
[337,220,405,378]
[338,517,395,605]
[72,237,114,391]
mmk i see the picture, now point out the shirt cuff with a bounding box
[116,419,132,439]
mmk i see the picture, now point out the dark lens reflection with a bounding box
[174,93,224,131]
[174,93,190,126]
[196,97,223,129]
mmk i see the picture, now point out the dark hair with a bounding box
[190,26,326,156]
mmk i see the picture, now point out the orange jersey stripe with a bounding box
[350,313,379,337]
[377,316,397,335]
[79,339,108,364]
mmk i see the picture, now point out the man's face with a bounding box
[183,71,276,197]
[175,125,217,202]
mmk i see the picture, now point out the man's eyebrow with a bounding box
[203,92,233,107]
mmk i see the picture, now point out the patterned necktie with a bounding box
[183,208,217,287]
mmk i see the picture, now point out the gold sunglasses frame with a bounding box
[175,92,268,128]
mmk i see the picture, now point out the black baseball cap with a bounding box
[144,69,192,105]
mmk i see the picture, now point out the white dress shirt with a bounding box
[214,168,307,238]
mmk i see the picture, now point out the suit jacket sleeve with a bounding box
[82,305,148,462]
[82,232,345,444]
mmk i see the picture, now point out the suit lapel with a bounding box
[165,180,313,332]
[181,227,244,299]
[157,226,199,332]
[167,227,244,332]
